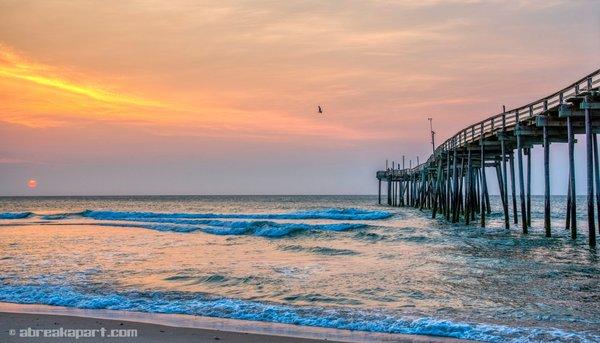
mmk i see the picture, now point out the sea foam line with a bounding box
[95,220,365,238]
[0,284,595,343]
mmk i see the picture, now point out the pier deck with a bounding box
[376,69,600,246]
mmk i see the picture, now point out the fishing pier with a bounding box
[376,70,600,246]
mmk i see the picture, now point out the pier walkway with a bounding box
[376,69,600,246]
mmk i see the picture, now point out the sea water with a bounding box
[0,195,598,342]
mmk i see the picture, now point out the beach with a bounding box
[0,303,465,342]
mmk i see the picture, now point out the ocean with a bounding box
[0,195,598,342]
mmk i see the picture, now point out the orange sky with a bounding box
[0,0,598,195]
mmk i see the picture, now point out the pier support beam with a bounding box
[585,95,597,247]
[480,137,487,227]
[516,126,528,233]
[446,153,451,221]
[432,160,443,219]
[387,179,392,206]
[543,125,551,236]
[452,150,460,223]
[391,181,395,207]
[509,152,518,225]
[378,179,381,204]
[594,134,600,233]
[567,116,577,238]
[495,163,505,211]
[500,134,510,229]
[466,150,472,225]
[526,148,531,227]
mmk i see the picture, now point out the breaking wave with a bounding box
[0,284,594,343]
[99,220,364,238]
[0,208,380,238]
[79,208,391,221]
[0,212,32,219]
[0,208,391,221]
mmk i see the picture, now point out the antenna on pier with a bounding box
[386,159,388,170]
[402,156,405,169]
[428,117,435,154]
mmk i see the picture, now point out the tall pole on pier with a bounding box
[428,118,435,155]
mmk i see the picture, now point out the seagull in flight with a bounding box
[317,105,323,114]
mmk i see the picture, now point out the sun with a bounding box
[27,178,37,189]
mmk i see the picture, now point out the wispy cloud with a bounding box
[0,157,42,165]
[0,44,376,141]
[0,45,165,108]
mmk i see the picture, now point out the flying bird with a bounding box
[317,105,323,114]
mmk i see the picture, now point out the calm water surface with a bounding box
[0,195,598,342]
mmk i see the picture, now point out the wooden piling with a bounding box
[466,149,472,225]
[567,173,572,234]
[473,167,479,219]
[459,157,465,217]
[387,179,392,206]
[392,181,398,206]
[480,136,487,227]
[543,125,551,236]
[452,150,459,223]
[567,115,577,238]
[526,147,531,227]
[500,136,510,228]
[419,168,427,210]
[432,160,443,218]
[378,179,381,204]
[399,179,404,206]
[496,163,508,216]
[446,153,451,220]
[585,95,596,247]
[509,151,518,225]
[593,134,600,234]
[516,112,528,233]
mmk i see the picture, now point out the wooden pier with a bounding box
[377,70,600,246]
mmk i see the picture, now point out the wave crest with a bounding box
[102,220,364,238]
[80,208,391,221]
[0,212,32,219]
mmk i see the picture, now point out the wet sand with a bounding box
[0,303,469,342]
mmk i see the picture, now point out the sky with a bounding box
[0,0,599,196]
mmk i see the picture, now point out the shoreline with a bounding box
[0,302,469,342]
